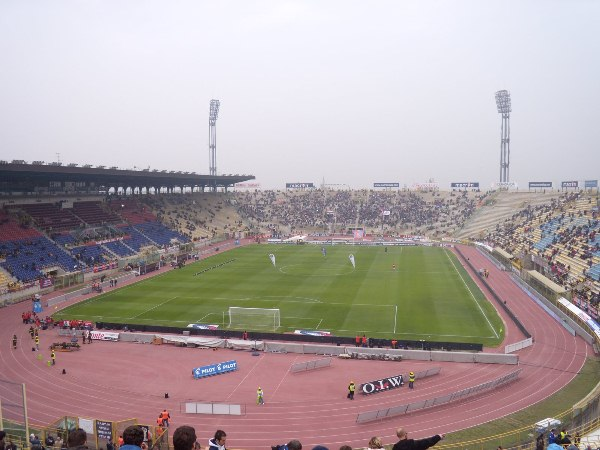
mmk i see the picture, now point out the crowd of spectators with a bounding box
[484,191,600,316]
[141,194,244,241]
[232,188,487,237]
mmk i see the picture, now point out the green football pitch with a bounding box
[53,245,504,346]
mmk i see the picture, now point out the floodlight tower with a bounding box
[495,90,512,183]
[208,100,220,187]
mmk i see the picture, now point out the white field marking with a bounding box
[444,250,499,338]
[316,318,323,329]
[128,296,178,319]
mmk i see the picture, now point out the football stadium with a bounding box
[1,164,599,450]
[1,3,600,450]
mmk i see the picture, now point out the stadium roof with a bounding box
[0,160,254,193]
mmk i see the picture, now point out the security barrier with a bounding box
[505,337,533,353]
[181,401,245,416]
[356,369,522,423]
[290,357,333,373]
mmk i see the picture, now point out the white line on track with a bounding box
[444,250,498,338]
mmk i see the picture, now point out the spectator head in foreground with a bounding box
[67,429,87,449]
[122,426,145,449]
[368,437,383,450]
[393,427,444,450]
[173,426,199,450]
[287,440,302,450]
[208,430,227,450]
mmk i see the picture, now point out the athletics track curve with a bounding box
[0,244,591,450]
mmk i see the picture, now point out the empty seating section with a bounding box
[0,236,80,282]
[104,240,136,257]
[135,221,189,246]
[117,225,153,251]
[109,199,157,224]
[53,233,76,246]
[588,264,600,281]
[533,218,562,251]
[72,201,121,225]
[0,214,42,242]
[15,203,83,231]
[71,244,112,266]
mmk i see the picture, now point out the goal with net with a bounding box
[228,307,281,330]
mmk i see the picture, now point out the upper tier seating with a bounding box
[72,201,122,226]
[14,203,83,231]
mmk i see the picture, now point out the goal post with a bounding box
[228,307,281,330]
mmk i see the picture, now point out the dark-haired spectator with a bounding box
[67,429,87,450]
[173,426,200,450]
[208,430,226,450]
[121,426,146,450]
[287,440,302,450]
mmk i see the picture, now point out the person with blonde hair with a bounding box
[392,428,444,450]
[368,437,384,450]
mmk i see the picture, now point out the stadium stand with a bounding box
[0,236,80,282]
[483,191,600,318]
[70,244,114,266]
[12,202,84,231]
[232,189,485,237]
[71,200,121,225]
[0,210,43,242]
[142,193,245,241]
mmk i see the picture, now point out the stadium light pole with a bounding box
[495,90,511,184]
[209,99,220,192]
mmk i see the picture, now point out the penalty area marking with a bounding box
[444,250,498,339]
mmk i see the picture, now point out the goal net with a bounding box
[228,307,281,330]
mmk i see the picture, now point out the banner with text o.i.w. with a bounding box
[360,374,404,395]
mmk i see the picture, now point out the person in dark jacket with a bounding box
[391,428,444,450]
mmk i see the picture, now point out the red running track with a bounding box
[0,245,591,450]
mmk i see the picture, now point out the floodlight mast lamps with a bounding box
[495,90,512,184]
[209,99,220,191]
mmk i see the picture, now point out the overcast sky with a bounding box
[1,1,598,190]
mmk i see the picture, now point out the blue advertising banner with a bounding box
[451,182,479,188]
[374,183,400,188]
[584,180,598,188]
[529,182,552,188]
[193,360,237,379]
[561,181,578,188]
